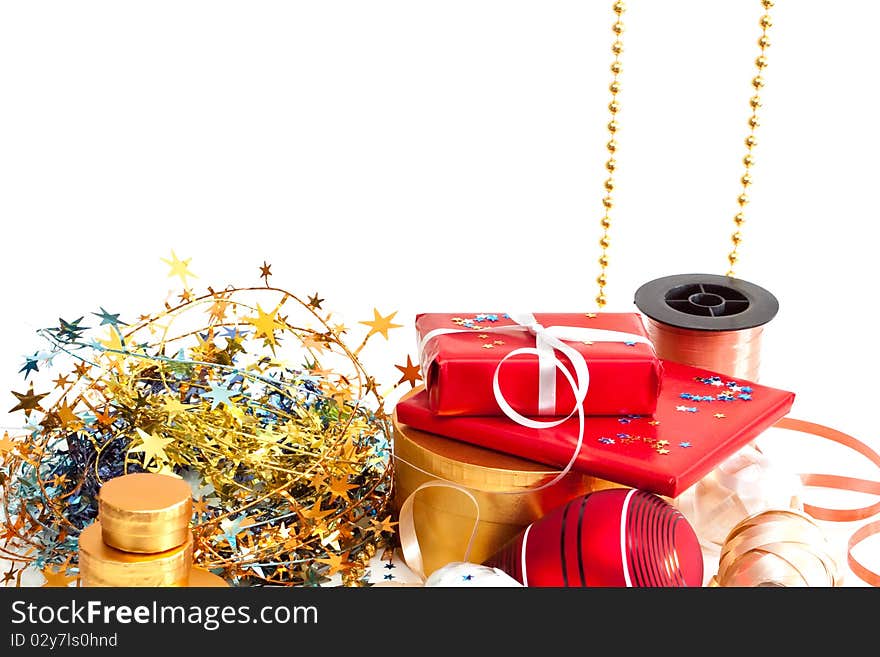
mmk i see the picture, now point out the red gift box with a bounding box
[415,312,662,417]
[394,360,795,498]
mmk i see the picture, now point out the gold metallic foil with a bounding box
[392,407,618,577]
[188,567,230,587]
[78,521,193,587]
[98,472,193,553]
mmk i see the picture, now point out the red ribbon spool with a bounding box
[484,487,704,587]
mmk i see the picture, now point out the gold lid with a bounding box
[187,567,230,587]
[98,472,193,553]
[391,391,620,575]
[78,521,193,587]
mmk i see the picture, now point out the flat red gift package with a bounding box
[415,312,662,417]
[394,360,795,498]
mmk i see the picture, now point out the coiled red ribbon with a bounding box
[773,417,880,586]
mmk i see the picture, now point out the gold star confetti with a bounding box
[160,250,198,288]
[41,564,76,588]
[648,420,661,426]
[482,343,494,349]
[394,355,423,389]
[714,413,726,419]
[9,384,49,417]
[359,309,403,340]
[657,448,670,455]
[130,428,174,468]
[244,302,287,348]
[307,293,324,310]
[316,551,349,576]
[52,374,71,389]
[259,261,272,285]
[585,313,597,318]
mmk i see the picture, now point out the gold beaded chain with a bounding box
[595,0,775,308]
[726,0,774,277]
[595,0,625,309]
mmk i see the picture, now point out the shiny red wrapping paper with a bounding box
[415,312,662,417]
[394,360,796,498]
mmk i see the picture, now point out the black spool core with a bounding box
[634,273,778,332]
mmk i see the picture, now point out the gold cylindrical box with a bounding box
[78,521,193,587]
[392,404,620,577]
[98,472,193,553]
[188,567,230,587]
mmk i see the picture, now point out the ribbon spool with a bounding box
[484,487,704,587]
[711,509,842,587]
[634,273,779,381]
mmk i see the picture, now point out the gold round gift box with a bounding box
[187,567,230,587]
[392,393,620,577]
[78,521,193,587]
[98,472,193,553]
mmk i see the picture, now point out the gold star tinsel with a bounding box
[0,255,400,587]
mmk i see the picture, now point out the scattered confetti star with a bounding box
[244,302,287,348]
[58,316,89,342]
[92,306,127,327]
[370,515,398,535]
[18,353,40,379]
[585,313,597,318]
[493,340,504,345]
[394,355,423,389]
[130,428,174,467]
[202,383,238,410]
[384,562,396,570]
[648,420,660,426]
[657,448,670,455]
[1,564,16,586]
[0,432,16,453]
[52,374,71,389]
[161,249,198,287]
[359,309,403,340]
[41,565,76,588]
[713,413,726,419]
[679,442,692,448]
[462,573,474,581]
[316,552,349,576]
[598,437,615,445]
[478,334,489,339]
[482,343,494,349]
[259,261,272,285]
[383,573,395,580]
[307,293,324,310]
[9,384,50,417]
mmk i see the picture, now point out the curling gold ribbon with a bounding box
[397,480,480,582]
[714,509,842,587]
[773,417,880,587]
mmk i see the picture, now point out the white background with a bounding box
[0,1,877,584]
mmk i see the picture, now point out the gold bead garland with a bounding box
[727,0,775,276]
[595,0,777,304]
[595,0,626,309]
